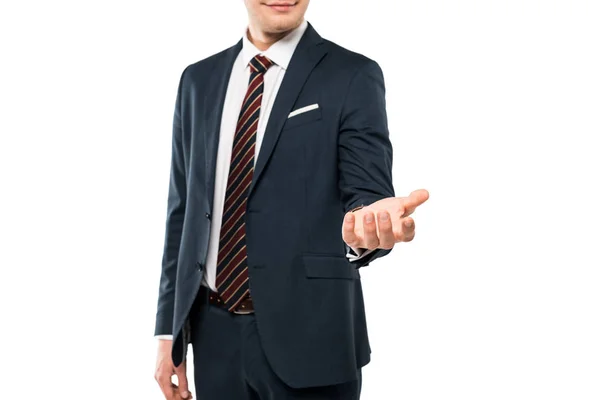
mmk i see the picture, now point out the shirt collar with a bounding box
[241,20,308,71]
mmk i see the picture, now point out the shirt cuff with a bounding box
[155,335,173,340]
[346,246,375,262]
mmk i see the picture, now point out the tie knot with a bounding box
[249,55,274,74]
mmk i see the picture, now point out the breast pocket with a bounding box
[283,105,322,131]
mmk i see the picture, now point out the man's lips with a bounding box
[265,2,296,12]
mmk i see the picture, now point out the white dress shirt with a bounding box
[156,20,372,340]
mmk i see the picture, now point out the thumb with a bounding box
[175,361,191,399]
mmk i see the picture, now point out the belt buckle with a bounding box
[233,298,254,314]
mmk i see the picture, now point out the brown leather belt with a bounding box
[208,289,255,314]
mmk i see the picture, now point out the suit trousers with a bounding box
[190,286,362,399]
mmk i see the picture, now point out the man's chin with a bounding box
[266,18,301,33]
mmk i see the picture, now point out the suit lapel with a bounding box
[248,24,328,200]
[204,40,242,211]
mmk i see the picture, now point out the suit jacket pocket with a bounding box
[283,106,322,131]
[302,253,358,280]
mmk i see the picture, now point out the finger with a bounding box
[363,211,379,250]
[401,189,430,217]
[157,372,176,400]
[175,362,191,399]
[377,211,395,249]
[342,212,361,248]
[398,217,415,242]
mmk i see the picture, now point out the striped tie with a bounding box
[215,54,274,311]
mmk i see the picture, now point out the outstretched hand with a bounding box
[343,189,429,251]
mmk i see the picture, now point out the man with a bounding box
[154,1,429,399]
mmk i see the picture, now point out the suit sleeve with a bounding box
[338,60,395,268]
[154,67,188,336]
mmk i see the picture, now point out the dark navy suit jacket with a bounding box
[155,23,395,389]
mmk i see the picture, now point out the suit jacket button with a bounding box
[197,262,203,270]
[205,213,211,219]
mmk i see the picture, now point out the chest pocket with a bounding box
[282,104,322,131]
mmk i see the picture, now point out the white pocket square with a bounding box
[288,103,319,118]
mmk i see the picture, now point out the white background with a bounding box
[1,0,599,398]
